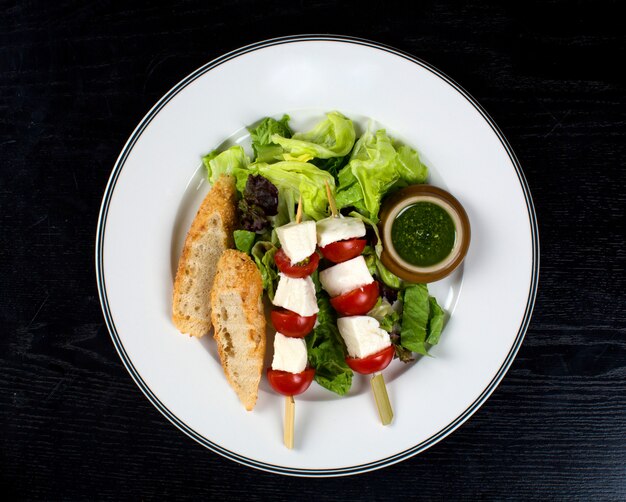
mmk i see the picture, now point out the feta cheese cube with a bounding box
[276,221,317,264]
[316,216,366,248]
[337,316,391,359]
[318,256,374,297]
[272,332,308,373]
[272,273,319,317]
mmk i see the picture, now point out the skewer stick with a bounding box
[285,196,301,449]
[284,395,295,449]
[371,373,393,425]
[296,194,303,224]
[324,181,338,217]
[282,197,302,449]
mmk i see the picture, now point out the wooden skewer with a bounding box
[295,194,303,224]
[282,196,303,450]
[284,395,295,449]
[371,373,393,426]
[324,181,338,217]
[285,196,301,449]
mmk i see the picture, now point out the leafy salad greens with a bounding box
[203,112,446,396]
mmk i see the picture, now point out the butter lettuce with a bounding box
[271,111,356,159]
[248,114,292,163]
[311,154,348,180]
[254,161,335,222]
[202,145,251,192]
[204,146,336,223]
[335,127,428,222]
[395,144,428,184]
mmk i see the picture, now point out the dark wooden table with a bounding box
[2,1,624,499]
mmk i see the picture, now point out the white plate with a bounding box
[96,35,539,476]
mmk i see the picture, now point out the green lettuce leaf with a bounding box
[271,111,356,159]
[400,284,431,356]
[380,310,400,333]
[375,257,402,289]
[306,294,353,395]
[395,144,428,184]
[255,161,335,221]
[233,230,256,254]
[400,285,446,355]
[250,241,278,299]
[336,128,429,222]
[202,145,251,192]
[311,154,349,181]
[335,129,398,220]
[204,146,336,223]
[248,115,292,163]
[426,296,445,345]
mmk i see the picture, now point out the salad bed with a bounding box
[203,112,446,395]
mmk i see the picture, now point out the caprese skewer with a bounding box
[316,184,394,425]
[269,197,318,448]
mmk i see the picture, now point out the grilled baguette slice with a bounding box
[211,250,266,411]
[172,175,237,337]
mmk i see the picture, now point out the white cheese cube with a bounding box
[271,332,308,373]
[318,256,374,297]
[337,316,391,359]
[316,216,366,248]
[272,273,319,317]
[276,220,317,264]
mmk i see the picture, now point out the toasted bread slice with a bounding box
[172,175,237,337]
[211,250,266,411]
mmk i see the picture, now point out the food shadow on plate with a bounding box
[196,330,220,363]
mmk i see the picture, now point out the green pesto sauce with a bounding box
[391,202,456,267]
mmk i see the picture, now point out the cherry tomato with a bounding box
[274,248,319,278]
[345,345,395,375]
[267,368,316,396]
[271,309,317,338]
[330,281,380,316]
[319,238,367,263]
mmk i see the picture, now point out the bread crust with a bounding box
[210,250,266,410]
[172,175,237,337]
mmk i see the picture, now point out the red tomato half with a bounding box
[267,368,316,396]
[319,238,367,263]
[271,309,317,338]
[345,345,395,375]
[330,281,380,316]
[274,248,319,278]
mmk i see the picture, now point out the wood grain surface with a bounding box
[1,0,624,499]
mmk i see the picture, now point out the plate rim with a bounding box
[95,34,540,477]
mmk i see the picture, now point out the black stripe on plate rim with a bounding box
[95,34,540,477]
